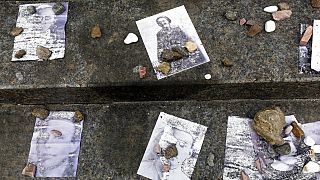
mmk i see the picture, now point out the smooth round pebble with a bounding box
[304,136,316,146]
[265,20,276,32]
[205,74,212,80]
[271,160,292,171]
[312,145,320,153]
[279,156,298,165]
[124,33,138,44]
[284,125,293,135]
[264,6,279,13]
[303,161,320,173]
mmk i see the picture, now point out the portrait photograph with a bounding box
[137,112,207,180]
[136,6,210,79]
[12,2,68,61]
[25,111,83,177]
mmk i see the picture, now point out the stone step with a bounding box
[1,99,320,179]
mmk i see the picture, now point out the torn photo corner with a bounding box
[24,111,83,177]
[137,112,207,180]
[12,2,68,62]
[136,5,210,80]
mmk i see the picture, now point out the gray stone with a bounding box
[278,2,290,10]
[26,6,36,14]
[52,2,66,15]
[207,153,215,167]
[14,50,26,59]
[225,10,238,21]
[9,27,23,36]
[273,143,291,155]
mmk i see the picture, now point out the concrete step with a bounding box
[1,99,320,179]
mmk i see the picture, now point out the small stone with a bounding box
[172,47,189,57]
[300,25,313,46]
[264,6,279,13]
[225,10,238,21]
[311,0,320,8]
[161,48,186,62]
[52,2,65,15]
[15,50,26,59]
[36,46,52,60]
[204,74,212,80]
[50,129,62,137]
[247,24,263,37]
[252,107,286,145]
[272,10,292,21]
[74,110,84,122]
[245,20,256,26]
[271,160,293,171]
[265,20,276,33]
[32,108,49,120]
[164,144,178,159]
[303,161,320,173]
[291,121,305,138]
[278,2,290,10]
[279,156,298,165]
[240,170,250,180]
[312,145,320,153]
[222,58,233,67]
[255,159,263,172]
[304,136,316,146]
[207,153,215,167]
[139,66,146,79]
[154,144,161,155]
[27,6,36,14]
[274,143,291,155]
[124,33,138,44]
[10,27,23,36]
[21,163,36,177]
[156,62,171,75]
[185,41,197,52]
[91,25,102,38]
[239,18,247,26]
[162,164,170,172]
[284,125,293,135]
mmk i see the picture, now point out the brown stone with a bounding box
[252,107,286,145]
[311,0,320,8]
[91,25,102,38]
[156,62,171,75]
[74,110,84,122]
[32,108,49,120]
[291,121,305,138]
[21,163,36,177]
[278,2,290,10]
[272,10,292,21]
[185,41,197,52]
[15,50,26,59]
[239,18,247,26]
[154,144,161,155]
[240,170,250,180]
[255,159,262,172]
[300,25,313,46]
[161,48,186,62]
[245,20,256,26]
[10,27,23,36]
[247,24,262,37]
[164,144,178,159]
[36,46,52,60]
[50,129,62,137]
[222,58,234,67]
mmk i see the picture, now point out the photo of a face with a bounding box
[136,6,210,79]
[137,112,207,180]
[26,111,83,177]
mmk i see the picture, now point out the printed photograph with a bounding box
[12,2,68,61]
[136,6,210,79]
[25,111,83,177]
[137,112,207,180]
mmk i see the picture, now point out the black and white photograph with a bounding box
[12,2,68,61]
[25,111,83,177]
[137,112,207,180]
[136,6,210,79]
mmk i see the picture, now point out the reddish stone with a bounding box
[239,18,247,26]
[139,66,146,79]
[22,163,36,177]
[272,10,292,21]
[247,24,262,37]
[300,25,313,46]
[312,0,320,8]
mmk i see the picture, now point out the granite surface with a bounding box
[1,99,320,179]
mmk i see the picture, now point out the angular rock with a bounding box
[300,25,313,46]
[291,121,305,138]
[207,153,215,167]
[91,25,102,38]
[161,48,187,62]
[50,129,62,137]
[139,66,146,79]
[32,108,49,120]
[124,33,138,44]
[74,110,84,122]
[284,125,293,135]
[278,2,290,10]
[172,47,189,57]
[15,50,26,59]
[36,46,52,60]
[164,144,178,159]
[21,163,36,177]
[247,24,263,37]
[156,62,171,75]
[52,2,66,15]
[272,10,292,21]
[154,144,161,155]
[311,0,320,8]
[252,107,286,145]
[274,143,291,155]
[27,6,36,14]
[240,170,250,180]
[222,58,234,67]
[185,41,197,52]
[264,6,278,13]
[265,20,276,33]
[239,18,247,26]
[225,10,238,21]
[10,27,23,36]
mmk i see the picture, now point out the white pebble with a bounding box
[312,145,320,153]
[264,6,279,13]
[124,33,138,44]
[265,20,276,33]
[304,136,316,146]
[204,74,212,80]
[284,125,293,135]
[303,161,320,173]
[271,160,293,171]
[279,156,298,165]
